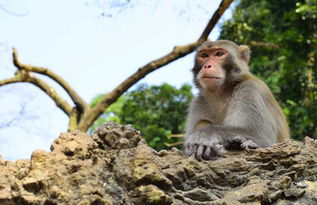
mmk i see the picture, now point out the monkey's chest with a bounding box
[205,103,228,124]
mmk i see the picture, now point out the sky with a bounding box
[0,0,233,160]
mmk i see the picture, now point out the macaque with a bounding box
[184,40,290,160]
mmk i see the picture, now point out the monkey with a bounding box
[184,40,290,160]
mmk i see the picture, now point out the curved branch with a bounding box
[27,75,73,116]
[0,71,73,116]
[77,42,199,131]
[12,48,89,113]
[0,74,22,85]
[248,41,280,48]
[77,0,234,131]
[198,0,234,42]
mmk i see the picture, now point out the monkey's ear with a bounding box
[239,45,251,63]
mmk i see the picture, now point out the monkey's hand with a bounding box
[184,131,226,161]
[226,136,259,150]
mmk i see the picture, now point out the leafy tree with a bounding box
[219,0,317,140]
[120,83,193,150]
[91,83,193,150]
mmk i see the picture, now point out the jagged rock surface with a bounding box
[1,122,317,205]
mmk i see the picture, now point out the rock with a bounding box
[211,199,242,205]
[277,176,292,189]
[131,145,172,190]
[283,188,306,199]
[0,122,317,204]
[133,185,172,205]
[224,182,268,203]
[183,187,219,201]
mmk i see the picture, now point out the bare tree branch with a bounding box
[77,42,199,130]
[77,0,234,131]
[164,141,183,147]
[12,48,89,113]
[0,70,73,116]
[198,0,234,42]
[248,41,279,48]
[0,75,21,85]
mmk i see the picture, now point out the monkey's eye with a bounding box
[215,50,225,57]
[199,52,209,58]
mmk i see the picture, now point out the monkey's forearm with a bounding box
[194,120,212,130]
[199,124,256,141]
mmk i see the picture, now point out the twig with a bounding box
[0,71,73,116]
[12,48,88,113]
[164,141,184,147]
[170,134,184,138]
[248,41,279,48]
[198,0,234,42]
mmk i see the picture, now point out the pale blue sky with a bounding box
[0,0,232,160]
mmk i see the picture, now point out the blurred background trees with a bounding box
[90,83,193,150]
[220,0,317,140]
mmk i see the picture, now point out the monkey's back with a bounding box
[243,75,290,142]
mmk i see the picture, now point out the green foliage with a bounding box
[89,83,193,150]
[120,83,193,150]
[220,0,317,139]
[88,95,125,133]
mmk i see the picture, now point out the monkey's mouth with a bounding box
[202,76,222,80]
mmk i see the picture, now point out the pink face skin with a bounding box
[196,46,228,91]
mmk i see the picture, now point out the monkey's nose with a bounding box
[204,64,212,69]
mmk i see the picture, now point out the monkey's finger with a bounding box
[196,145,205,161]
[242,140,259,149]
[203,146,211,160]
[186,143,194,155]
[190,144,198,158]
[184,147,191,157]
[186,141,191,149]
[215,144,227,156]
[186,145,193,156]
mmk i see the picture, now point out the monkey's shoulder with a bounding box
[235,75,272,95]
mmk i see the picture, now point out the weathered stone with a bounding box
[224,182,268,203]
[133,185,172,205]
[183,187,219,201]
[92,122,142,150]
[131,145,172,190]
[242,203,261,205]
[0,155,4,165]
[211,199,242,205]
[304,181,317,197]
[283,188,306,199]
[277,176,292,189]
[247,140,301,162]
[0,122,317,204]
[50,130,98,160]
[268,190,282,203]
[22,177,45,193]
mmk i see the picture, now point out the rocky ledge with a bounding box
[0,122,317,205]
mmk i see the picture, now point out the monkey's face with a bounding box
[195,46,227,90]
[192,40,251,91]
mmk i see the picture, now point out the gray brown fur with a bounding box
[184,40,290,160]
